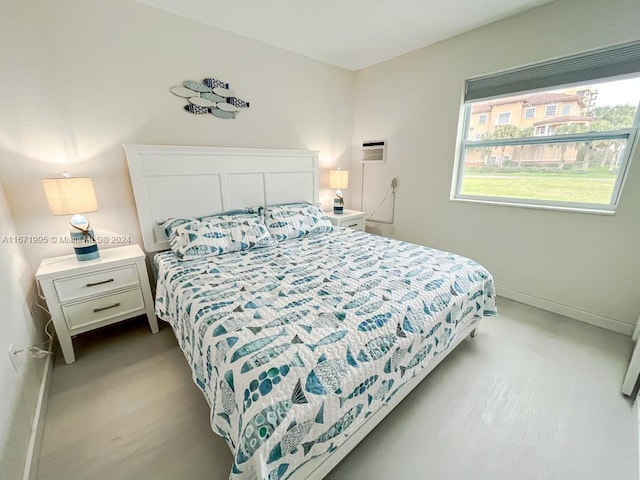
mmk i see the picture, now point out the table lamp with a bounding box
[43,173,100,261]
[329,169,349,214]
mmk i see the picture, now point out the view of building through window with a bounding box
[458,76,640,208]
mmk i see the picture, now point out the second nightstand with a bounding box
[324,209,367,231]
[36,244,158,364]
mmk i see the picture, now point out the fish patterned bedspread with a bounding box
[154,229,497,480]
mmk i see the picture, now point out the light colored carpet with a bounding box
[37,298,637,480]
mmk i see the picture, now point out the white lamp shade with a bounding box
[42,177,98,215]
[329,169,349,190]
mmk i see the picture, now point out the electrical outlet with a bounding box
[8,344,18,372]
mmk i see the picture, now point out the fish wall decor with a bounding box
[170,76,250,120]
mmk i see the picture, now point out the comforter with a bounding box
[154,229,496,480]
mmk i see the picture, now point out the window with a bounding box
[495,112,511,125]
[524,107,536,119]
[453,40,640,214]
[478,114,487,124]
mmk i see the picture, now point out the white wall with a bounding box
[0,0,355,475]
[0,180,47,479]
[0,0,355,274]
[353,0,640,333]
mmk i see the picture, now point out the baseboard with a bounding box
[22,342,54,480]
[636,396,640,480]
[497,286,634,336]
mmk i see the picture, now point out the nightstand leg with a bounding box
[137,259,159,334]
[59,333,76,364]
[147,309,159,333]
[141,286,159,333]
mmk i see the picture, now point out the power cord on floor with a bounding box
[12,286,55,359]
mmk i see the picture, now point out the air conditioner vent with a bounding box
[362,140,386,163]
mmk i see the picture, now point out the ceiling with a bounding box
[134,0,553,71]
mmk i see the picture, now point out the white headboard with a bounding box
[123,144,319,252]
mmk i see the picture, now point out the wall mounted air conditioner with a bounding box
[362,140,386,163]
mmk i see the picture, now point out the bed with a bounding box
[124,145,497,480]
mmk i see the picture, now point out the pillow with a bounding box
[264,203,333,242]
[168,213,275,260]
[159,208,252,237]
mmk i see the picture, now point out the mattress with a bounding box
[154,228,497,480]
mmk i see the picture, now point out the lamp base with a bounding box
[69,215,100,261]
[73,242,100,261]
[333,205,344,214]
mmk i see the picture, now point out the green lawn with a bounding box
[461,175,615,204]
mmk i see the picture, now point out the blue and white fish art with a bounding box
[217,370,236,425]
[434,327,453,348]
[269,221,289,228]
[230,328,288,363]
[343,294,372,310]
[445,303,463,325]
[399,344,433,378]
[339,375,379,407]
[243,365,291,411]
[309,311,346,329]
[267,463,289,480]
[424,278,445,292]
[203,231,227,239]
[429,292,452,313]
[202,77,229,89]
[306,330,348,352]
[383,346,411,374]
[360,278,383,290]
[357,334,397,363]
[367,379,395,406]
[402,305,429,334]
[196,311,226,337]
[469,289,484,301]
[287,281,323,295]
[240,343,300,374]
[302,404,364,456]
[234,379,308,466]
[357,312,392,332]
[265,310,310,328]
[423,322,441,339]
[283,298,313,309]
[305,354,348,395]
[355,300,388,316]
[215,337,239,365]
[212,316,257,337]
[267,419,315,463]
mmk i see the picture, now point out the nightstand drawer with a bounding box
[342,217,365,231]
[54,265,139,302]
[62,287,145,331]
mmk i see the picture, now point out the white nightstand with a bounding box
[36,244,158,364]
[324,209,367,231]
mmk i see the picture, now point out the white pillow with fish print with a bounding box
[168,213,275,260]
[264,203,333,242]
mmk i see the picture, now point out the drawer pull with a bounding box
[86,278,114,287]
[93,302,121,313]
[348,223,359,228]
